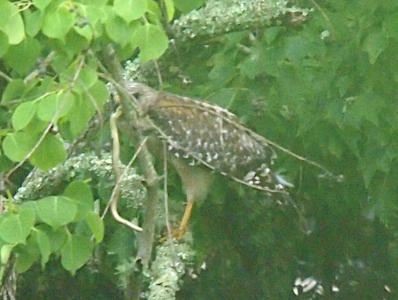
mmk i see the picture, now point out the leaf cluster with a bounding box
[0,180,103,276]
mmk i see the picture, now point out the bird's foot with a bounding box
[159,225,188,242]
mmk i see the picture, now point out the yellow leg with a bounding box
[177,198,195,239]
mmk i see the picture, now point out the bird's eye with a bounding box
[131,92,142,104]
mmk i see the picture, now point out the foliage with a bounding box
[0,0,169,294]
[1,0,398,299]
[0,180,103,276]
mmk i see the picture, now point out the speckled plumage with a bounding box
[126,82,290,195]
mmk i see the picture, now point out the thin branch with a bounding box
[102,44,161,270]
[153,60,163,90]
[24,51,56,84]
[310,0,333,30]
[162,141,174,244]
[108,107,143,232]
[0,71,12,82]
[79,66,104,126]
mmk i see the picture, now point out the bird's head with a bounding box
[125,82,160,116]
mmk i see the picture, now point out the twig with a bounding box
[163,141,174,244]
[24,51,56,84]
[153,60,163,90]
[0,71,12,82]
[107,107,143,232]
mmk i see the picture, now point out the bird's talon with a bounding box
[159,226,188,243]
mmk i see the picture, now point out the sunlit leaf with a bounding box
[114,0,147,22]
[85,212,104,243]
[0,209,36,244]
[0,0,25,45]
[105,16,138,47]
[30,134,67,170]
[132,23,168,62]
[37,92,75,122]
[2,132,36,162]
[12,101,37,131]
[63,181,94,221]
[32,0,52,11]
[35,196,77,229]
[42,6,74,40]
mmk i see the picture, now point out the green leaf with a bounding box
[173,0,204,13]
[0,31,9,58]
[1,79,27,103]
[75,68,98,93]
[61,234,93,275]
[30,134,67,170]
[85,212,104,243]
[37,92,75,122]
[1,244,14,265]
[86,80,109,108]
[66,81,108,138]
[63,181,94,221]
[12,101,37,131]
[0,209,36,244]
[114,0,147,22]
[5,12,25,45]
[4,37,41,75]
[32,0,52,10]
[24,10,44,37]
[265,26,283,45]
[0,0,25,45]
[105,16,138,47]
[22,117,48,135]
[15,235,40,273]
[65,94,94,139]
[80,4,109,25]
[0,154,14,172]
[33,229,51,268]
[349,91,385,126]
[2,131,36,162]
[64,29,92,55]
[38,225,67,253]
[73,24,94,43]
[285,35,312,62]
[208,58,236,87]
[132,23,169,62]
[20,201,38,212]
[42,6,75,40]
[328,136,343,159]
[146,0,162,19]
[164,0,175,21]
[363,31,389,64]
[207,88,235,108]
[35,196,77,229]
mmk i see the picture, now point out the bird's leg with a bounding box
[177,197,195,239]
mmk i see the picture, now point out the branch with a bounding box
[101,45,161,271]
[171,0,311,41]
[107,107,143,232]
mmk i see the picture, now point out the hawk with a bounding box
[126,82,292,238]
